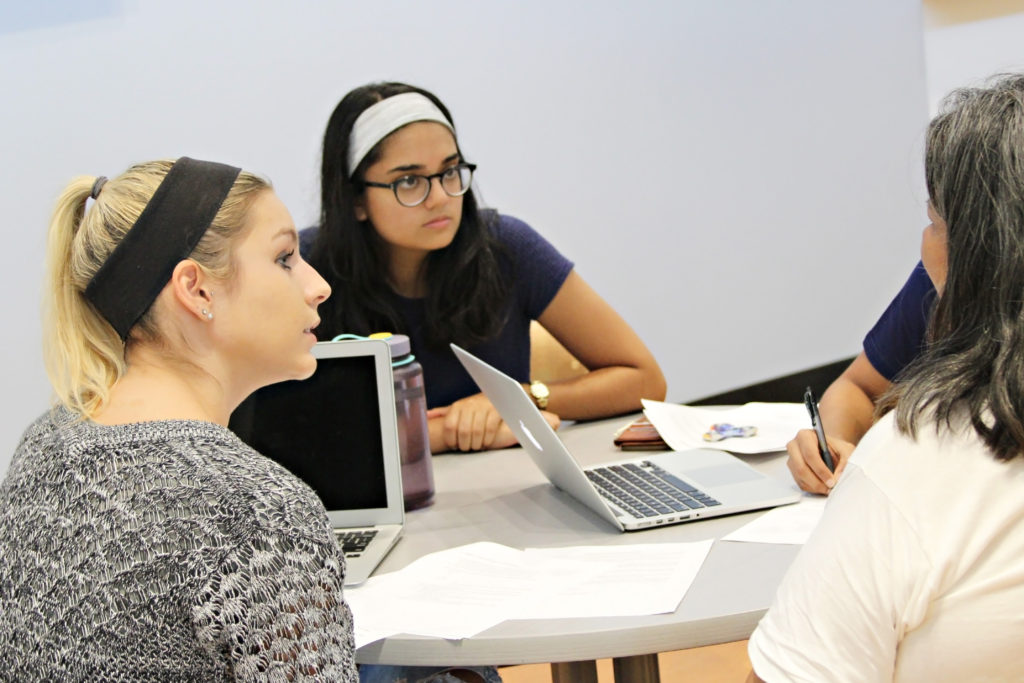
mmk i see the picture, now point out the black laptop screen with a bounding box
[229,354,389,511]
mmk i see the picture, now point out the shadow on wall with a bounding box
[923,0,1024,27]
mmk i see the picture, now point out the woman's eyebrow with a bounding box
[386,153,461,174]
[272,227,299,242]
[387,163,424,173]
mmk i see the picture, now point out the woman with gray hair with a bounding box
[748,74,1024,681]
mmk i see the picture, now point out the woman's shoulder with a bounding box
[854,411,969,483]
[850,410,1024,531]
[855,410,1010,468]
[8,411,330,541]
[148,421,333,539]
[486,211,570,261]
[486,211,539,243]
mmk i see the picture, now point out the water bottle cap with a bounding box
[370,332,411,357]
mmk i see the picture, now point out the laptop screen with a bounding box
[230,353,388,512]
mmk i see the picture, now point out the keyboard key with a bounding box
[334,529,378,555]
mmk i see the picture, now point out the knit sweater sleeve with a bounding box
[192,530,355,680]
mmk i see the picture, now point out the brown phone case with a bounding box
[613,416,669,450]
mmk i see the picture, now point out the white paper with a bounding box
[720,494,827,545]
[344,542,526,645]
[642,400,808,454]
[345,540,714,644]
[515,540,712,618]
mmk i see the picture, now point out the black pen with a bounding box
[803,386,835,472]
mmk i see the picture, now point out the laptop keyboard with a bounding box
[334,529,378,557]
[586,461,721,519]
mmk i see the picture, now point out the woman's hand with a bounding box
[783,352,890,493]
[427,393,560,453]
[785,429,855,494]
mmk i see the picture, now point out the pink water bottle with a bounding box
[371,333,435,510]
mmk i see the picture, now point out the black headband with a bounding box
[84,157,242,340]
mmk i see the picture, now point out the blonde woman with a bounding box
[0,158,355,680]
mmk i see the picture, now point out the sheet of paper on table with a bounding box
[345,539,713,648]
[641,400,807,454]
[720,494,827,545]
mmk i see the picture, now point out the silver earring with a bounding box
[201,308,213,320]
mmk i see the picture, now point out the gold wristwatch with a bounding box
[529,380,550,410]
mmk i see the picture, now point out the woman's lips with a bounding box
[423,216,452,229]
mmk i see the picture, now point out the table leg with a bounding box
[551,660,599,683]
[612,653,660,683]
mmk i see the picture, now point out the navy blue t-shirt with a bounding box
[300,214,574,408]
[862,262,937,380]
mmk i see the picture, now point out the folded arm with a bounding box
[533,269,667,420]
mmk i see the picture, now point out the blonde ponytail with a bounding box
[43,176,125,417]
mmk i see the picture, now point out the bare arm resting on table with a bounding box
[429,270,667,453]
[786,352,891,494]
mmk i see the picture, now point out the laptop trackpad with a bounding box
[687,464,762,488]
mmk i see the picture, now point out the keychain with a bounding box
[702,423,758,442]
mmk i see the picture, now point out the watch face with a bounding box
[531,381,549,408]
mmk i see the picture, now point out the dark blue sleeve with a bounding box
[493,214,575,318]
[298,225,318,260]
[862,262,936,380]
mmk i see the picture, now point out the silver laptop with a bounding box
[452,344,800,531]
[229,339,404,584]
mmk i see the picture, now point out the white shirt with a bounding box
[748,411,1024,682]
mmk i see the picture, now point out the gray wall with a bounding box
[0,1,928,475]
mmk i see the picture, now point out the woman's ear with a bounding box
[170,259,213,322]
[354,196,368,222]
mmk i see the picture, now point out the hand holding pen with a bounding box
[785,387,855,494]
[803,386,835,472]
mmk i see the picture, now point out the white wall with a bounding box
[0,1,928,475]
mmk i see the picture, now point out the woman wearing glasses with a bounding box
[304,82,666,455]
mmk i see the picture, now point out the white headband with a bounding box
[347,92,455,177]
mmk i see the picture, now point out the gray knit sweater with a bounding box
[0,406,357,681]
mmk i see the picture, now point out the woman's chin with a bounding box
[294,356,319,381]
[266,356,318,386]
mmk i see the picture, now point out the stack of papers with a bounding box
[345,540,713,648]
[641,400,807,454]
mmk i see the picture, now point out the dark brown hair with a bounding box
[309,82,508,348]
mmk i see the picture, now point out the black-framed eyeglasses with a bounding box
[361,163,477,207]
